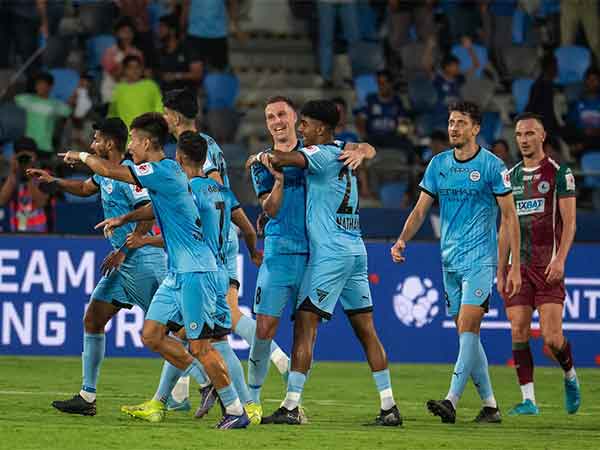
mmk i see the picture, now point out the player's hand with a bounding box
[338,147,366,170]
[245,154,259,169]
[26,168,55,184]
[265,158,284,181]
[250,249,263,267]
[100,249,126,276]
[256,211,269,237]
[95,216,125,238]
[125,232,146,249]
[545,257,565,285]
[496,268,506,299]
[390,239,406,263]
[504,265,522,299]
[58,151,80,165]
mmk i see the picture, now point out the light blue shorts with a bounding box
[253,253,308,318]
[91,249,166,313]
[213,267,232,337]
[442,265,495,317]
[297,253,373,321]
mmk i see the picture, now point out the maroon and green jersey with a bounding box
[508,157,576,267]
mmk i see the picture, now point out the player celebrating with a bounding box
[63,113,248,429]
[503,113,580,416]
[28,118,166,416]
[391,101,521,424]
[257,99,402,426]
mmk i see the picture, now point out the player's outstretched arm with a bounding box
[232,207,263,266]
[95,203,155,235]
[391,191,434,263]
[338,142,376,170]
[497,193,521,298]
[27,168,99,197]
[262,150,307,170]
[126,232,164,249]
[545,196,576,284]
[60,151,136,185]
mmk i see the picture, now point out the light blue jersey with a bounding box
[419,147,511,271]
[250,141,309,256]
[201,132,230,188]
[299,142,366,257]
[129,159,217,273]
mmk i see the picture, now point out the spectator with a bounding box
[181,0,243,71]
[108,55,163,128]
[543,135,563,163]
[14,72,72,155]
[116,0,158,70]
[387,0,436,48]
[422,129,449,163]
[560,0,599,60]
[317,0,360,88]
[566,68,600,157]
[451,35,489,79]
[157,15,203,93]
[332,97,359,142]
[492,138,513,167]
[355,70,411,149]
[101,17,145,103]
[0,137,50,232]
[432,55,464,108]
[525,53,561,137]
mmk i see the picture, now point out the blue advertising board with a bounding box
[1,235,599,366]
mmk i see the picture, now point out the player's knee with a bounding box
[83,310,105,334]
[256,318,277,340]
[510,324,530,342]
[141,328,162,352]
[541,329,563,351]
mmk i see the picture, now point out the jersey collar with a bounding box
[453,145,481,164]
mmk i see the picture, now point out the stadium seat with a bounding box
[203,72,240,111]
[353,73,378,107]
[407,76,438,113]
[63,175,99,203]
[49,68,80,103]
[478,112,503,148]
[2,141,14,158]
[0,101,26,143]
[400,42,430,81]
[554,46,591,85]
[451,43,489,79]
[564,82,584,104]
[460,77,495,110]
[512,78,534,114]
[581,151,600,188]
[349,41,385,77]
[501,46,538,79]
[379,182,408,208]
[86,34,116,75]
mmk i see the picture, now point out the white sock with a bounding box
[225,398,244,416]
[379,387,396,410]
[79,390,96,403]
[171,376,189,402]
[520,382,536,403]
[271,347,290,375]
[282,392,301,410]
[565,367,577,381]
[445,392,459,409]
[482,395,497,408]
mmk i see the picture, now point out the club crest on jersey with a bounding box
[538,181,550,194]
[469,170,481,182]
[303,145,320,156]
[135,163,153,176]
[474,288,483,297]
[103,181,113,194]
[189,322,198,330]
[566,172,576,191]
[131,184,147,198]
[501,169,511,188]
[516,198,545,216]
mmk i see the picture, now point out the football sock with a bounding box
[552,340,576,380]
[171,376,189,403]
[446,332,479,408]
[80,332,105,402]
[212,340,251,404]
[248,337,272,404]
[282,371,306,410]
[182,360,209,389]
[471,339,497,408]
[372,369,396,410]
[235,315,289,374]
[512,341,535,402]
[217,384,244,416]
[154,361,183,403]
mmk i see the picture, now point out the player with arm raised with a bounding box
[502,113,580,416]
[259,100,401,426]
[27,118,166,416]
[391,101,521,424]
[63,113,248,429]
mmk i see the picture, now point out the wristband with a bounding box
[79,152,90,163]
[255,152,264,165]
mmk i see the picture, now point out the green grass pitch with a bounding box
[1,356,598,450]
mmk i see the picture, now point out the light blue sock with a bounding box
[248,337,272,403]
[448,332,480,406]
[372,369,395,410]
[470,339,496,407]
[216,383,243,415]
[213,340,251,404]
[154,361,183,403]
[282,371,306,410]
[182,360,209,388]
[81,332,105,394]
[234,314,256,345]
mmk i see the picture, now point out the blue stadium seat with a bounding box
[512,78,534,114]
[479,111,503,148]
[581,151,600,188]
[63,175,100,203]
[2,141,14,158]
[554,45,591,85]
[408,76,438,113]
[49,68,80,103]
[86,34,116,76]
[451,43,489,79]
[203,72,239,110]
[379,182,408,208]
[353,73,378,107]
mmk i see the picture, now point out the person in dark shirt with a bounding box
[157,15,203,93]
[525,54,560,137]
[565,67,600,157]
[433,55,464,108]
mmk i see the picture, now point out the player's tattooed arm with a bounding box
[546,196,576,284]
[338,143,376,170]
[391,191,434,263]
[60,151,136,185]
[497,193,521,298]
[27,168,99,197]
[232,207,263,266]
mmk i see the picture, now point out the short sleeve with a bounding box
[202,138,223,175]
[123,182,151,208]
[228,189,240,211]
[250,162,274,198]
[557,165,577,197]
[489,157,512,196]
[91,174,101,187]
[299,145,332,175]
[418,157,439,198]
[129,161,161,190]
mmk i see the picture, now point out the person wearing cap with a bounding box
[0,137,50,232]
[27,117,168,416]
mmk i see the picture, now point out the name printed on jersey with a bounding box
[516,198,545,216]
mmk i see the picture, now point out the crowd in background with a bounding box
[1,0,600,233]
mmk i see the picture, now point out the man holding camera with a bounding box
[0,137,50,232]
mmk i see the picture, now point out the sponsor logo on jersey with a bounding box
[538,181,550,194]
[303,145,320,156]
[393,276,439,327]
[501,169,511,188]
[135,163,153,176]
[470,170,481,182]
[130,184,147,198]
[516,198,545,215]
[474,288,483,297]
